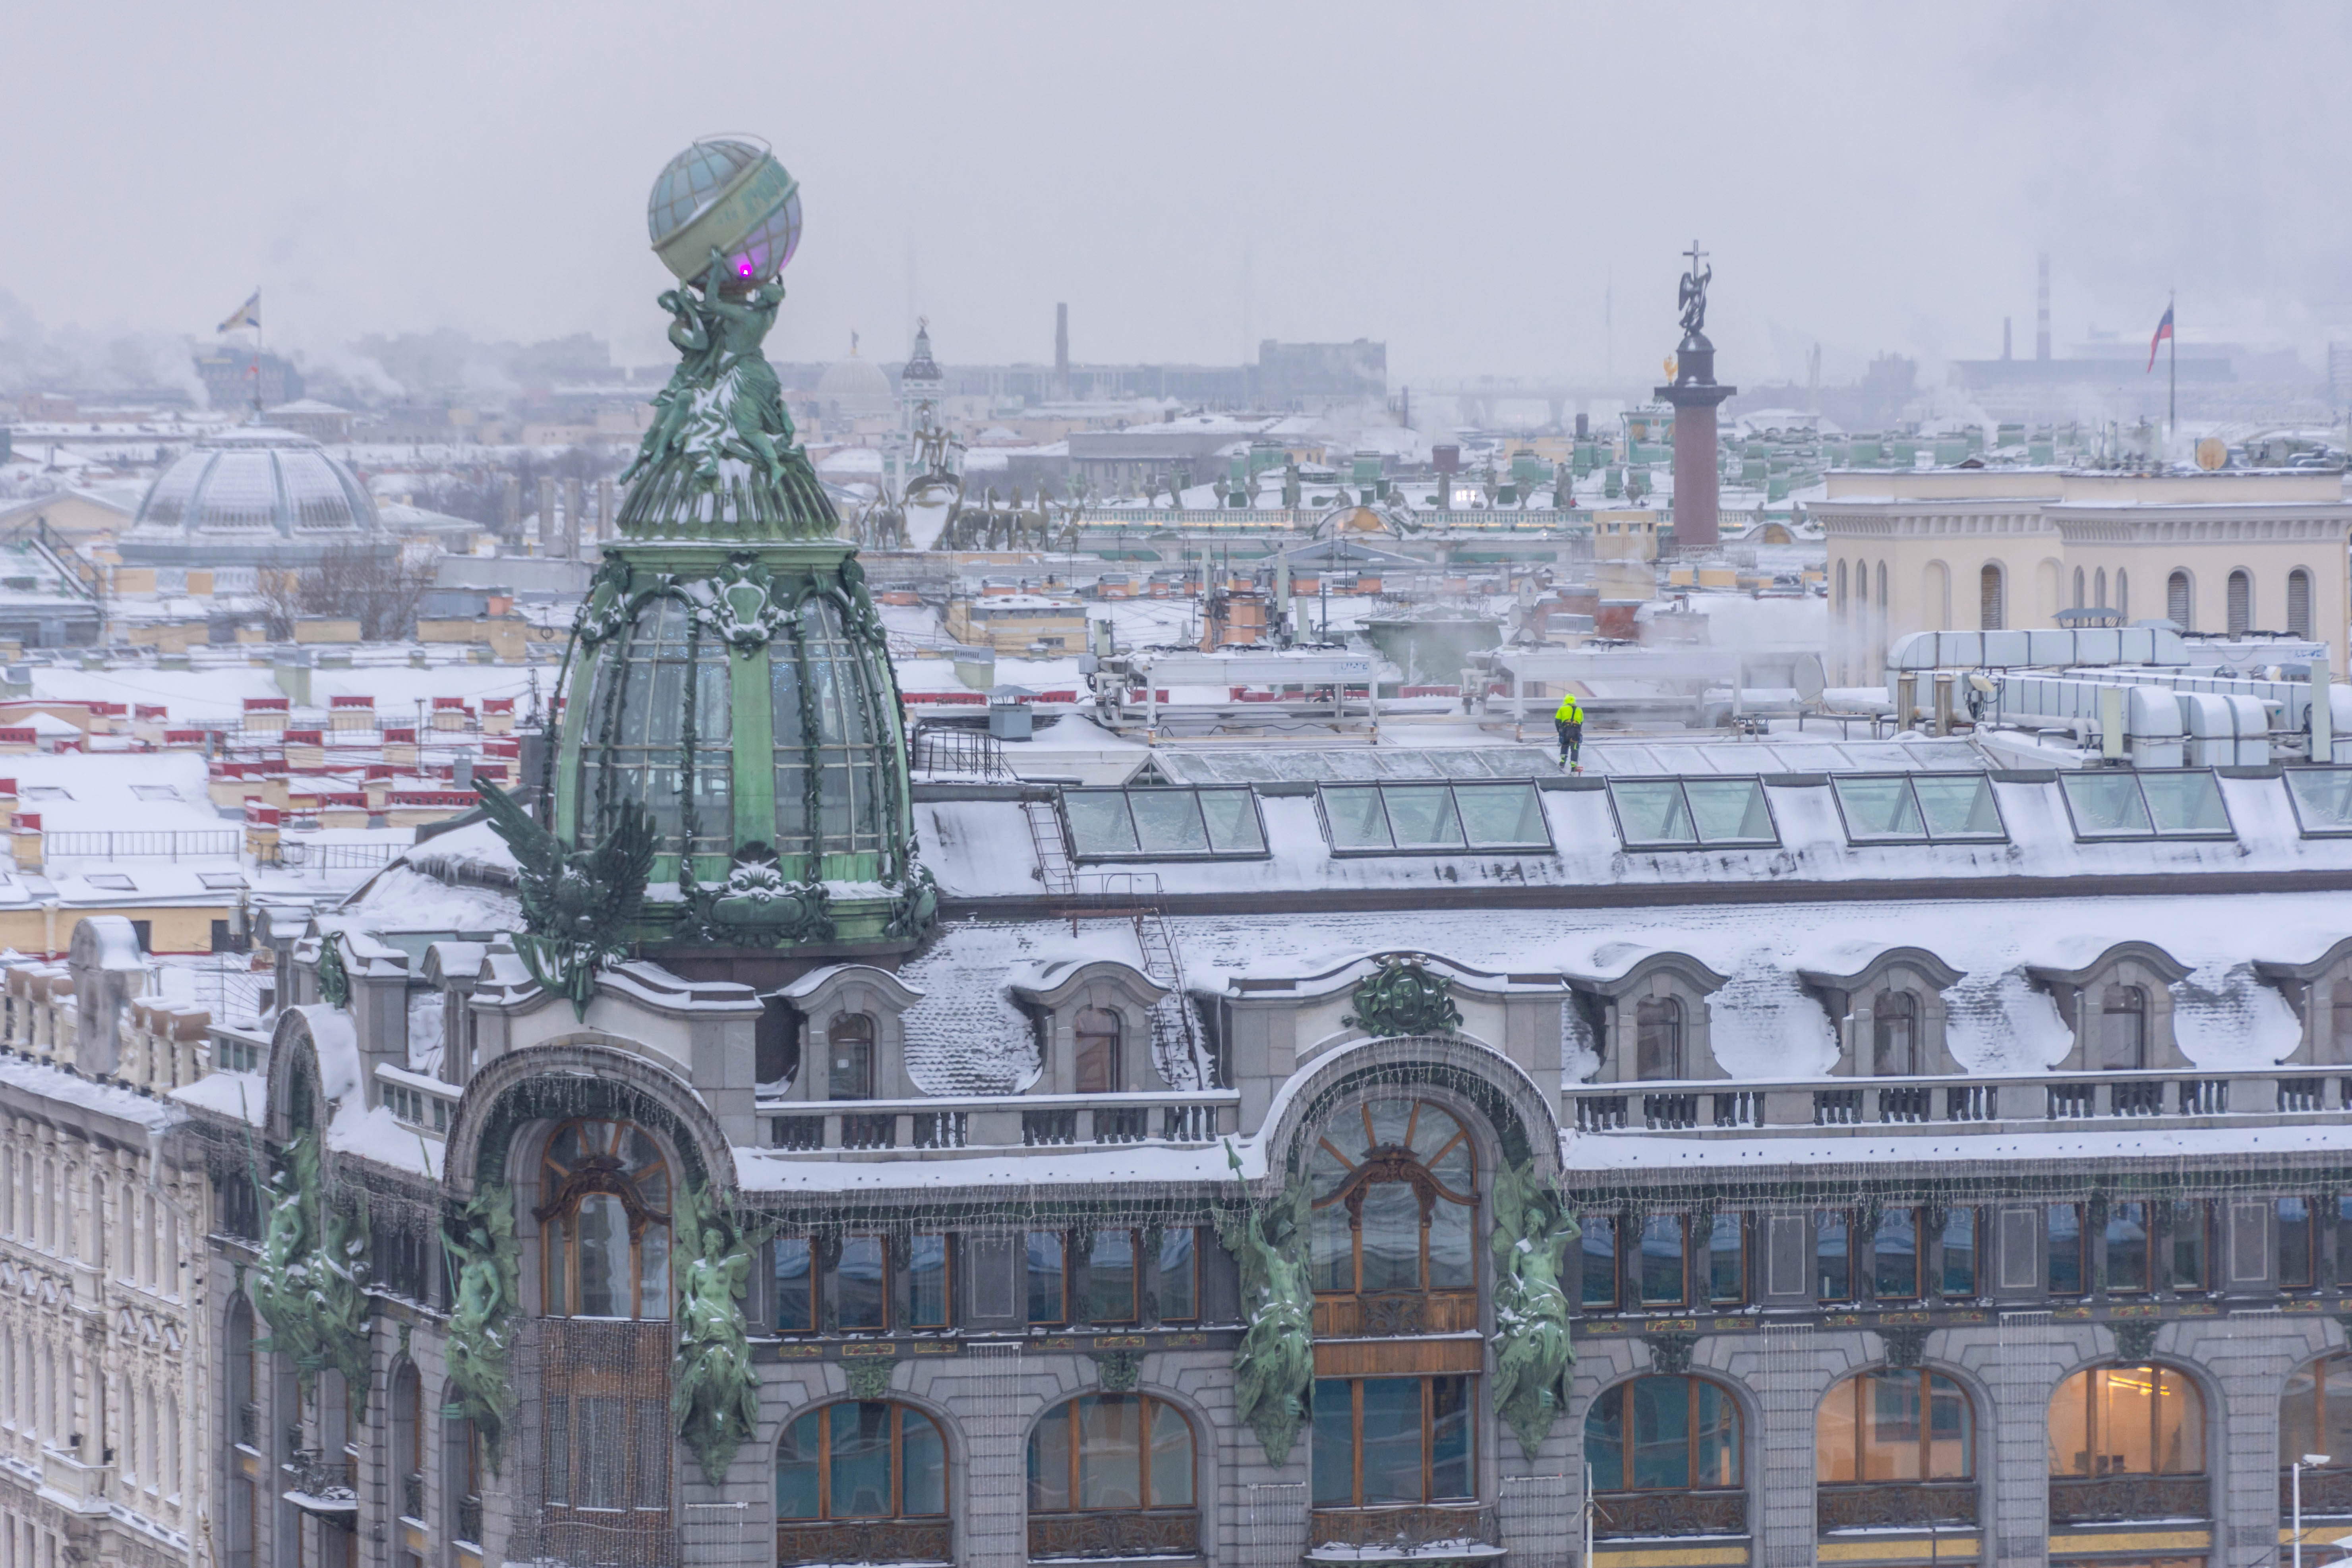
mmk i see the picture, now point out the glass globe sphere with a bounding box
[645,135,801,285]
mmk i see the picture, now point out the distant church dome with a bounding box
[815,342,895,417]
[122,425,381,565]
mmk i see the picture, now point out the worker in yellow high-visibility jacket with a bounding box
[1553,692,1585,772]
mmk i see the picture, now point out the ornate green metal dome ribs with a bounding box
[488,143,933,1002]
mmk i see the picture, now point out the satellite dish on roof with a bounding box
[2195,437,2227,470]
[1792,652,1825,705]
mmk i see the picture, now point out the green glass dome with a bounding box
[554,539,919,950]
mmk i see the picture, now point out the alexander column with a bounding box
[1656,242,1736,556]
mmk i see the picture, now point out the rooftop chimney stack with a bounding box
[1054,303,1069,399]
[2036,254,2052,362]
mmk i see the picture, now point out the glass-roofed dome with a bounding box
[646,136,802,286]
[120,426,382,565]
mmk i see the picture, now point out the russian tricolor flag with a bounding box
[2146,304,2174,371]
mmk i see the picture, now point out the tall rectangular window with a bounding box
[1026,1232,1067,1324]
[2105,1203,2150,1293]
[1638,1216,1687,1306]
[1157,1228,1198,1322]
[1939,1210,1978,1297]
[1816,1210,1852,1301]
[838,1236,888,1330]
[2047,1205,2084,1296]
[2168,1202,2209,1292]
[1706,1214,1745,1303]
[907,1236,949,1329]
[774,1239,814,1333]
[1580,1216,1619,1309]
[1084,1231,1138,1324]
[1871,1209,1920,1300]
[2280,1197,2317,1289]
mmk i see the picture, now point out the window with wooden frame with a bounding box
[1027,1395,1196,1558]
[1581,1216,1619,1310]
[1311,1376,1474,1508]
[828,1014,877,1101]
[1704,1213,1745,1304]
[1939,1209,1979,1297]
[1636,1215,1687,1307]
[538,1119,671,1320]
[2167,1202,2210,1292]
[2281,1354,2352,1472]
[776,1402,948,1548]
[2279,1197,2317,1289]
[1307,1101,1477,1337]
[1818,1369,1974,1484]
[1155,1228,1199,1322]
[1869,1209,1922,1301]
[1073,1009,1122,1094]
[2104,1203,2151,1293]
[907,1236,951,1329]
[839,1235,890,1330]
[1585,1376,1741,1493]
[1082,1231,1139,1325]
[1816,1210,1852,1301]
[775,1238,816,1333]
[1027,1232,1068,1325]
[2048,1365,2203,1477]
[2047,1205,2085,1296]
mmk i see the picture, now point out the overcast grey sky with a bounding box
[5,0,2349,390]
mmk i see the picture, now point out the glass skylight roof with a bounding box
[2058,769,2234,839]
[1317,782,1553,854]
[1607,777,1779,848]
[1063,787,1266,859]
[2284,768,2352,836]
[1832,773,2007,843]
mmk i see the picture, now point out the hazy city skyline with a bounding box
[6,0,2350,398]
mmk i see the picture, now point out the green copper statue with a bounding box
[442,1184,522,1469]
[475,779,656,1018]
[1489,1159,1579,1454]
[672,1183,766,1485]
[1215,1143,1316,1464]
[248,1132,373,1417]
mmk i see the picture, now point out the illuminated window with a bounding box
[2282,1355,2352,1471]
[2048,1366,2203,1477]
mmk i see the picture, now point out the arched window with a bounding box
[1073,1009,1122,1094]
[539,1119,672,1320]
[1979,565,2004,631]
[1876,562,1888,611]
[2116,569,2130,619]
[1818,1369,1973,1529]
[2227,570,2252,635]
[1027,1395,1197,1558]
[575,595,732,857]
[2168,571,2192,628]
[444,1415,482,1550]
[2282,1355,2352,1474]
[828,1013,876,1101]
[1836,561,1848,620]
[1636,997,1684,1081]
[2099,987,2147,1071]
[777,1402,949,1564]
[1308,1100,1476,1334]
[1819,1368,1973,1483]
[2072,566,2085,609]
[2095,568,2108,609]
[1871,994,1918,1075]
[2049,1365,2203,1478]
[2289,569,2314,639]
[2332,986,2352,1062]
[392,1363,423,1523]
[1587,1376,1742,1509]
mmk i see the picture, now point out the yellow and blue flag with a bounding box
[217,291,260,333]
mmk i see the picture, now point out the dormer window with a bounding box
[1872,995,1917,1075]
[2099,987,2147,1070]
[1073,1009,1122,1094]
[829,1014,876,1100]
[1636,998,1684,1080]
